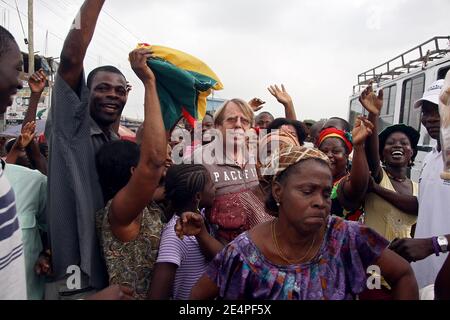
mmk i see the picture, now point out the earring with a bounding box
[276,202,280,207]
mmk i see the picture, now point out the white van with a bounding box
[348,36,450,181]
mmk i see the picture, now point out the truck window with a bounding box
[349,98,363,127]
[400,74,425,131]
[379,85,396,131]
[438,66,450,79]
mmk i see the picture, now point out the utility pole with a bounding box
[28,0,34,75]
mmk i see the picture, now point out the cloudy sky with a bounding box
[2,0,449,121]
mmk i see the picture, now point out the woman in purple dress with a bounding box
[191,146,418,300]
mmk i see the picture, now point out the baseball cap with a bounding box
[414,79,444,109]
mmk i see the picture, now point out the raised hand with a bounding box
[268,84,293,107]
[248,98,266,112]
[129,48,155,83]
[359,83,383,115]
[174,211,205,240]
[352,116,374,146]
[28,69,47,94]
[17,121,36,149]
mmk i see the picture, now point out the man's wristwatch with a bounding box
[437,236,448,253]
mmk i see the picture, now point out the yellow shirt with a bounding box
[364,168,418,241]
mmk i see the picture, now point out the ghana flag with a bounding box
[137,43,224,130]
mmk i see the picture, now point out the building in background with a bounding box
[0,53,58,132]
[206,96,226,115]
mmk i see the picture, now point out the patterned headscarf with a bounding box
[259,130,300,151]
[261,145,330,179]
[317,128,353,154]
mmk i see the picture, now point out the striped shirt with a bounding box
[0,160,26,299]
[156,215,207,300]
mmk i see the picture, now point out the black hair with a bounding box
[324,117,351,132]
[256,111,275,120]
[379,132,418,166]
[204,112,214,119]
[165,164,209,212]
[5,138,16,153]
[266,118,307,145]
[0,26,16,58]
[265,158,330,215]
[87,65,126,89]
[95,140,140,201]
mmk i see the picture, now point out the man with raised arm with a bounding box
[44,0,129,299]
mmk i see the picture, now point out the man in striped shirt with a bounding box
[0,25,26,300]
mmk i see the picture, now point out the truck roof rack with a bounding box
[353,36,450,94]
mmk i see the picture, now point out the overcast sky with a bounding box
[2,0,449,121]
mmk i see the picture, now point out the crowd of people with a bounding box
[1,0,449,300]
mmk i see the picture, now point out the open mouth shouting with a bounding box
[391,150,404,159]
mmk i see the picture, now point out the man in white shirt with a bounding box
[389,79,450,295]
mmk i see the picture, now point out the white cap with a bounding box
[414,79,445,109]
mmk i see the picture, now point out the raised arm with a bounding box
[23,69,48,175]
[339,117,374,209]
[268,84,297,120]
[58,0,106,91]
[359,84,384,182]
[6,122,35,165]
[108,48,166,241]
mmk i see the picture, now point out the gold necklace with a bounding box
[271,219,316,265]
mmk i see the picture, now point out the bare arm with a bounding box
[190,275,219,300]
[390,235,450,263]
[268,84,297,120]
[23,70,48,175]
[370,180,418,215]
[175,212,224,261]
[360,85,384,182]
[108,49,166,242]
[340,117,374,209]
[435,253,450,300]
[58,0,105,92]
[5,122,35,165]
[375,248,419,300]
[148,262,177,300]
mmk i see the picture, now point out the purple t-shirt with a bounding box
[205,215,389,300]
[156,215,208,300]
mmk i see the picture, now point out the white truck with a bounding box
[348,36,450,181]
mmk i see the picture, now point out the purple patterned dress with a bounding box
[205,215,389,300]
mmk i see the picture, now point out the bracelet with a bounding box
[431,236,440,256]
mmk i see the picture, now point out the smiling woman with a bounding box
[360,84,420,241]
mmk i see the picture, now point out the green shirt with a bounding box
[4,164,47,300]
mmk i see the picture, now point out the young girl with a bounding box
[149,164,224,300]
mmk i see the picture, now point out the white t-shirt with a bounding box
[0,162,26,300]
[412,148,450,289]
